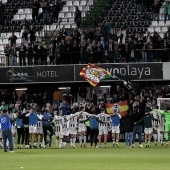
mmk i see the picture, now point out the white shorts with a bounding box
[62,129,69,136]
[29,125,37,134]
[12,126,17,134]
[36,128,43,134]
[55,131,63,138]
[144,128,153,135]
[153,125,163,132]
[99,126,108,135]
[0,130,2,138]
[69,127,77,135]
[112,126,120,134]
[78,123,87,132]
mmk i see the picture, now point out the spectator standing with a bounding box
[20,18,30,31]
[33,41,39,65]
[21,26,28,46]
[80,38,87,64]
[10,44,18,66]
[79,85,88,103]
[48,43,56,65]
[29,25,36,46]
[107,39,114,62]
[8,32,17,47]
[4,44,10,66]
[162,1,170,24]
[53,88,62,105]
[31,0,40,23]
[42,2,50,23]
[26,43,33,66]
[52,0,61,22]
[136,0,142,14]
[74,7,81,28]
[41,41,48,65]
[18,42,27,66]
[0,1,4,25]
[152,1,161,23]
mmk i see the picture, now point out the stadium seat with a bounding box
[73,1,79,6]
[3,38,8,45]
[25,8,31,14]
[155,27,161,32]
[80,1,86,6]
[0,39,3,45]
[13,15,19,20]
[66,1,72,6]
[162,27,168,32]
[18,9,24,14]
[65,13,72,18]
[148,27,154,33]
[69,6,76,12]
[63,7,68,12]
[59,13,65,18]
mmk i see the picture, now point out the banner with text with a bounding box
[75,63,163,81]
[0,66,74,84]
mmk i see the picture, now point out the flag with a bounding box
[106,100,128,116]
[79,63,112,86]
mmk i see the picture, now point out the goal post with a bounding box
[157,98,170,110]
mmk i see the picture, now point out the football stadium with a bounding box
[1,0,170,169]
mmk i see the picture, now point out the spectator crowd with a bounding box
[1,0,170,66]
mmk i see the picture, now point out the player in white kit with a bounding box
[54,111,64,148]
[66,113,78,148]
[151,106,164,146]
[96,108,110,148]
[11,111,17,148]
[62,115,70,148]
[36,110,44,148]
[76,106,91,148]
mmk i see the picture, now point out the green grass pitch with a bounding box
[0,142,170,170]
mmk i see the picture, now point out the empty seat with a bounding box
[162,27,168,32]
[155,27,161,32]
[159,21,164,26]
[152,21,158,26]
[13,15,19,20]
[3,38,9,44]
[148,27,154,32]
[20,14,26,20]
[0,39,3,44]
[73,1,79,6]
[69,6,75,12]
[80,1,86,6]
[65,24,71,28]
[50,25,56,30]
[66,1,72,6]
[65,12,72,18]
[18,9,24,14]
[59,13,65,18]
[16,39,21,44]
[26,14,32,19]
[63,7,68,12]
[25,8,31,13]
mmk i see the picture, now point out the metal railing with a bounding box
[1,48,170,67]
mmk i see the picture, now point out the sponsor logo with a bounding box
[106,65,151,78]
[112,103,121,113]
[6,68,32,82]
[85,68,106,83]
